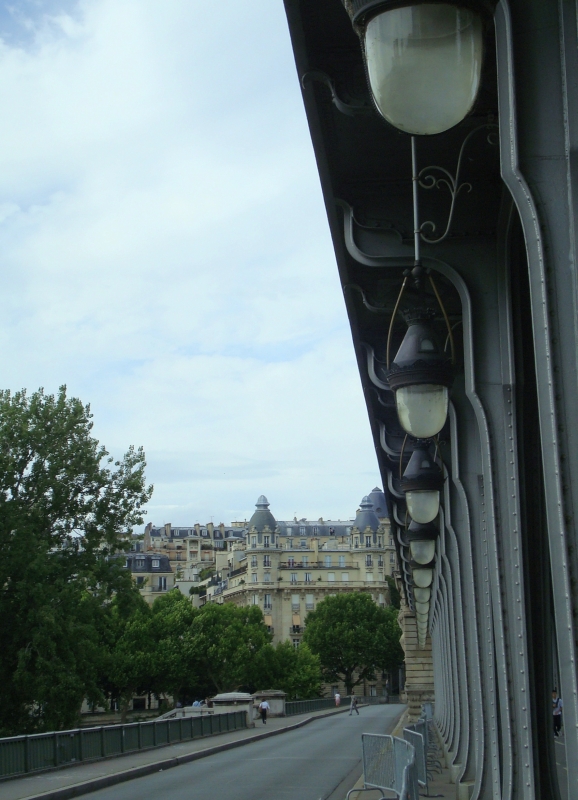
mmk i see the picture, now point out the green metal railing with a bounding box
[285,696,350,715]
[0,711,247,780]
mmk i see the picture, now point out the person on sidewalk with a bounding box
[349,694,359,716]
[334,692,341,707]
[258,699,270,724]
[553,689,563,736]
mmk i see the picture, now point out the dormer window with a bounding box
[152,558,160,568]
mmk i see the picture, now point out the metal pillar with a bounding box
[283,0,578,795]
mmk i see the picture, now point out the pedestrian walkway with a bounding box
[0,704,366,800]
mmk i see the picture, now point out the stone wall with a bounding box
[398,602,434,721]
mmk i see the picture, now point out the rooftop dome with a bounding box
[248,495,277,532]
[354,495,380,533]
[368,486,389,519]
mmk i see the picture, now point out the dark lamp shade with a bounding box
[388,316,453,439]
[402,445,444,521]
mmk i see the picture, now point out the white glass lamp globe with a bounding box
[365,4,484,135]
[396,384,449,439]
[413,567,433,588]
[414,586,431,603]
[410,538,436,565]
[406,489,440,524]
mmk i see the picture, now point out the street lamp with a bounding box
[412,565,434,587]
[387,310,453,438]
[401,442,444,522]
[407,519,438,564]
[346,1,485,135]
[414,586,431,603]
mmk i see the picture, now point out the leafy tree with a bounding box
[255,641,322,699]
[385,575,401,610]
[0,387,152,734]
[190,603,272,693]
[302,593,403,694]
[149,590,201,702]
[106,595,155,722]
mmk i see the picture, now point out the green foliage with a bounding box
[385,575,401,610]
[105,594,155,721]
[190,603,272,693]
[0,387,153,735]
[198,567,215,581]
[255,641,322,700]
[302,593,403,694]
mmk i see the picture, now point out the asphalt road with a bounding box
[81,704,404,800]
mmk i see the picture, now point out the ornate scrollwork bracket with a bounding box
[418,123,499,244]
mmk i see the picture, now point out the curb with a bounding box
[17,705,357,800]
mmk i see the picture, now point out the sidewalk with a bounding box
[1,704,356,800]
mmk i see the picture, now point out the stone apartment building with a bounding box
[127,491,400,694]
[200,491,398,696]
[140,521,245,591]
[124,553,176,605]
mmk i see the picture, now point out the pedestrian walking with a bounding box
[349,694,359,716]
[334,692,341,707]
[553,689,563,736]
[258,699,270,724]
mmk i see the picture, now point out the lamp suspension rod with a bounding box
[411,136,420,265]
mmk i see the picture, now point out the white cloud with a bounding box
[0,0,381,525]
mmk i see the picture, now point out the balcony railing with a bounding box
[228,565,247,578]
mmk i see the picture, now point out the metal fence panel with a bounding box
[80,728,103,760]
[362,734,397,793]
[362,734,417,797]
[168,719,181,743]
[123,724,140,753]
[414,718,428,751]
[104,726,123,756]
[0,710,247,779]
[400,757,420,800]
[285,696,351,715]
[403,728,427,789]
[29,735,55,771]
[140,722,155,749]
[0,737,25,777]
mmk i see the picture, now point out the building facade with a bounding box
[203,493,396,649]
[124,553,175,604]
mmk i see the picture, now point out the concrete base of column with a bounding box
[398,601,434,722]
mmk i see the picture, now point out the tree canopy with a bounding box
[0,387,153,734]
[105,593,322,708]
[302,593,403,693]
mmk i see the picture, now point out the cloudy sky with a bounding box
[0,0,380,525]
